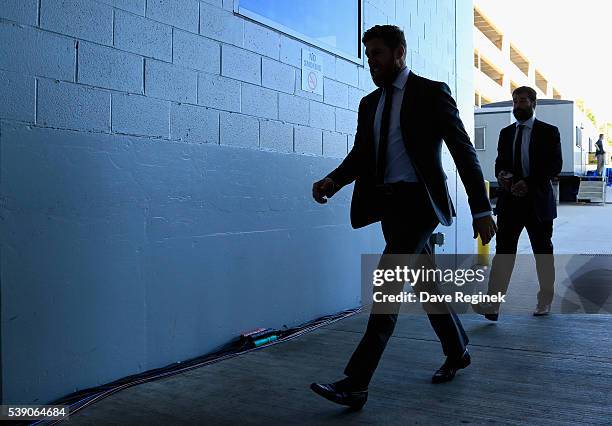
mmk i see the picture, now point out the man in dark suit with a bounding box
[474,86,562,321]
[309,25,496,409]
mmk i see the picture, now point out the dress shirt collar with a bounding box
[515,114,535,129]
[387,66,410,91]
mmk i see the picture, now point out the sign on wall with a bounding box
[301,49,323,96]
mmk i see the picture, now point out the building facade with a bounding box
[473,3,563,107]
[1,0,476,404]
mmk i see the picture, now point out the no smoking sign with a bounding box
[301,49,323,95]
[307,72,317,90]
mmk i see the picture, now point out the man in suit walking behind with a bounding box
[474,86,562,321]
[310,25,497,409]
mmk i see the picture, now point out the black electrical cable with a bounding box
[28,306,363,426]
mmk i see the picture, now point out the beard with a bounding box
[370,74,384,87]
[370,63,403,88]
[513,108,533,122]
[370,71,391,88]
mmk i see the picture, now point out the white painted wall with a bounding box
[0,0,476,404]
[474,108,514,183]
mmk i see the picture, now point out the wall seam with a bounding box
[34,78,38,125]
[454,0,458,256]
[75,40,79,82]
[112,9,115,46]
[109,89,113,132]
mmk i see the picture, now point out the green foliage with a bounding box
[586,110,597,127]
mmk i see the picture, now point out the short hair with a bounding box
[512,86,537,103]
[362,25,407,52]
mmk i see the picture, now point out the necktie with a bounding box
[376,87,394,183]
[513,124,525,179]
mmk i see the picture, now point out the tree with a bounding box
[586,109,597,127]
[576,99,597,127]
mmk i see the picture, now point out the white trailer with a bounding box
[474,99,599,201]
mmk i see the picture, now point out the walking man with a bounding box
[310,25,496,409]
[474,86,562,321]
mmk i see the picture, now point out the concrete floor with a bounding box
[495,199,612,255]
[67,203,612,425]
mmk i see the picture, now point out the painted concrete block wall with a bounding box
[454,0,478,254]
[0,0,474,404]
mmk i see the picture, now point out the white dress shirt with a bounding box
[513,114,535,177]
[373,66,418,183]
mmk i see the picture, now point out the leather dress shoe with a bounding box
[432,349,471,384]
[533,303,551,316]
[310,380,368,409]
[472,302,499,321]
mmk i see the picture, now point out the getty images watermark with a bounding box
[371,263,504,304]
[360,254,612,315]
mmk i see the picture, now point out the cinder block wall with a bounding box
[0,0,474,404]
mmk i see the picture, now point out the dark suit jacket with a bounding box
[326,71,491,229]
[495,119,562,221]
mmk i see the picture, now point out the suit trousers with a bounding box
[488,195,555,306]
[343,182,469,387]
[596,154,605,176]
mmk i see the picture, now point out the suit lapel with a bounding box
[359,88,382,165]
[504,125,515,169]
[399,71,419,151]
[366,88,382,140]
[529,119,539,165]
[401,71,417,115]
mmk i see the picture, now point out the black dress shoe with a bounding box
[431,350,471,384]
[310,380,368,409]
[472,302,499,321]
[483,312,498,321]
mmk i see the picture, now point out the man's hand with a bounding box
[510,180,528,197]
[472,215,497,245]
[497,171,513,191]
[312,177,337,204]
